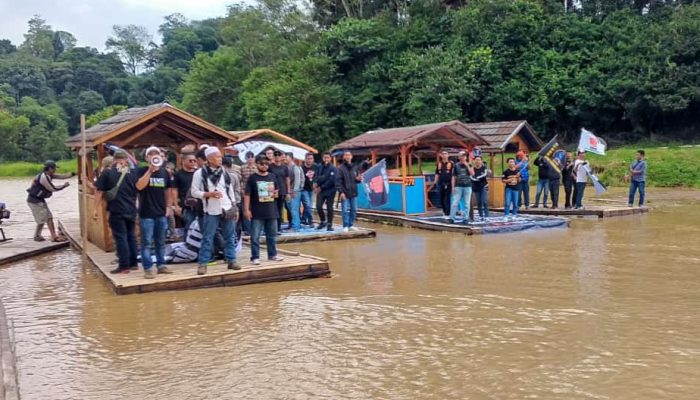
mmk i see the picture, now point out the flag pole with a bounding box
[80,114,88,257]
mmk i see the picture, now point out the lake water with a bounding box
[0,178,698,399]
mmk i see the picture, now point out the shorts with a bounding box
[27,201,52,224]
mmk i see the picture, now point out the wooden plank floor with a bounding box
[490,205,649,218]
[59,219,331,295]
[0,300,19,400]
[244,224,376,244]
[0,236,69,267]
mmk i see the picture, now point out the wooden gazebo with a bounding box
[464,120,543,167]
[65,103,236,251]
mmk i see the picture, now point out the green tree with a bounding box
[86,105,128,127]
[105,24,152,74]
[20,15,54,59]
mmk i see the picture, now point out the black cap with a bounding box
[273,150,283,157]
[245,151,255,159]
[44,160,58,170]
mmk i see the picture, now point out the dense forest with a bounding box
[1,0,700,162]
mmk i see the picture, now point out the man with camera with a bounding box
[94,151,139,274]
[26,160,74,242]
[136,146,174,279]
[449,151,475,223]
[191,146,240,275]
[172,152,198,233]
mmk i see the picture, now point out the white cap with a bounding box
[145,146,161,156]
[199,144,210,150]
[204,146,221,158]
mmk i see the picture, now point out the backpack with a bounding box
[27,173,52,201]
[103,169,127,202]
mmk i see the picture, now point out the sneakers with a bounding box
[269,256,285,262]
[144,268,156,279]
[197,265,207,275]
[228,260,241,270]
[532,204,539,208]
[326,226,334,232]
[349,226,360,232]
[251,259,261,265]
[110,268,130,274]
[157,266,174,274]
[316,222,326,230]
[342,227,349,232]
[129,265,139,270]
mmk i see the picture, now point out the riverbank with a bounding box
[0,160,77,177]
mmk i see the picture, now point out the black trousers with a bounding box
[563,182,573,208]
[276,196,286,230]
[438,184,452,215]
[549,180,560,208]
[317,191,335,225]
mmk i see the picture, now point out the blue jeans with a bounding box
[250,218,278,260]
[289,191,302,230]
[199,214,237,266]
[474,188,489,218]
[109,213,138,269]
[519,179,530,208]
[341,197,358,227]
[300,190,314,224]
[574,182,586,208]
[629,181,645,206]
[449,186,473,221]
[140,216,167,270]
[183,208,197,232]
[535,178,549,207]
[504,188,519,217]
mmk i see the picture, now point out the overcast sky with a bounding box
[0,0,233,50]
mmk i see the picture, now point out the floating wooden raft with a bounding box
[58,219,330,295]
[0,236,69,267]
[490,205,649,218]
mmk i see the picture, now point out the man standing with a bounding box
[239,151,258,234]
[547,159,561,209]
[94,151,138,274]
[562,152,575,209]
[434,150,453,215]
[502,158,521,219]
[533,156,549,208]
[315,153,337,231]
[286,154,304,232]
[135,146,174,278]
[244,155,284,265]
[268,150,290,232]
[336,151,362,232]
[191,147,240,275]
[471,156,490,220]
[172,152,198,232]
[515,151,530,209]
[26,161,73,242]
[628,150,647,207]
[449,151,474,223]
[572,151,588,209]
[301,153,317,226]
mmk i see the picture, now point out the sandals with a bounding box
[33,236,46,242]
[51,236,68,243]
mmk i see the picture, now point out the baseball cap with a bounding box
[44,160,58,170]
[458,151,467,157]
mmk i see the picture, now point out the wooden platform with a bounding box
[356,210,569,235]
[490,205,649,218]
[244,224,376,244]
[0,301,19,400]
[0,236,69,267]
[58,219,331,295]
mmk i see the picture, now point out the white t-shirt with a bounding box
[574,159,588,183]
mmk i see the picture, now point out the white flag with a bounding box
[578,128,606,155]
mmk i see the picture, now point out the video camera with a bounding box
[0,202,11,242]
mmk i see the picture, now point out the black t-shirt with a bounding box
[245,173,279,219]
[302,164,317,192]
[96,167,138,216]
[137,167,172,218]
[472,166,489,192]
[435,160,453,187]
[268,164,289,196]
[173,169,194,207]
[452,162,473,187]
[502,169,520,189]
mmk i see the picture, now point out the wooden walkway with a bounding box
[0,301,19,400]
[490,205,649,218]
[59,219,331,295]
[0,237,68,267]
[356,210,569,235]
[245,224,376,244]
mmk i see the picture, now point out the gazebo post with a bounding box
[370,149,377,166]
[400,145,408,177]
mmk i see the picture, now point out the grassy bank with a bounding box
[0,160,77,177]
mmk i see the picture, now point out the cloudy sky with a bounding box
[0,0,234,50]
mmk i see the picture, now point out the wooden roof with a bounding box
[228,129,317,153]
[464,120,543,152]
[331,120,488,153]
[65,103,236,148]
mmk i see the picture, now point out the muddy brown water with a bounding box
[0,178,699,399]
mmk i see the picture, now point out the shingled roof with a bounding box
[331,120,488,153]
[65,103,236,148]
[464,120,543,152]
[229,129,317,153]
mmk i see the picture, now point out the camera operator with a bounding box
[26,160,74,242]
[135,146,174,279]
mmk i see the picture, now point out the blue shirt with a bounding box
[516,160,529,180]
[631,160,646,182]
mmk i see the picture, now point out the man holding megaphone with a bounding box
[136,146,174,279]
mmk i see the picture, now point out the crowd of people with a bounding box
[83,144,364,278]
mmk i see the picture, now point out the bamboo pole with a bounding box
[80,114,88,256]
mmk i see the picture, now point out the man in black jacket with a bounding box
[314,153,337,231]
[336,151,362,232]
[547,159,561,209]
[562,152,575,209]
